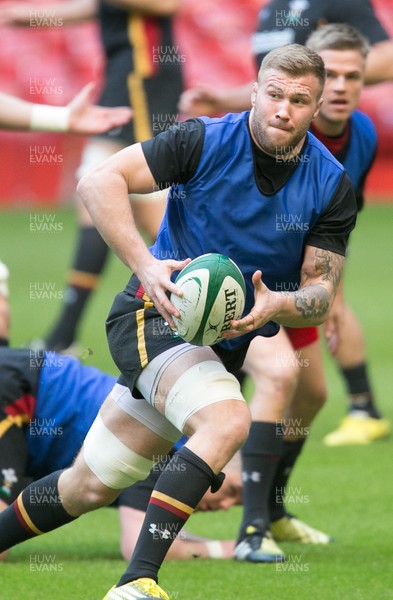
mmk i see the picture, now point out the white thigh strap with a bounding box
[110,383,181,443]
[83,414,153,489]
[136,343,195,406]
[165,361,245,432]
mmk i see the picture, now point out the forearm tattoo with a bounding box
[294,284,331,320]
[294,249,344,320]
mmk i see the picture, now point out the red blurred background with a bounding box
[0,0,392,206]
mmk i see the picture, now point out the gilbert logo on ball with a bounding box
[170,253,246,346]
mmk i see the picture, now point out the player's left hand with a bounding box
[67,82,133,135]
[221,270,274,338]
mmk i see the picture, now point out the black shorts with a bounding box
[106,276,251,394]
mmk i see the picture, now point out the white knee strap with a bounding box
[165,361,245,432]
[83,414,154,489]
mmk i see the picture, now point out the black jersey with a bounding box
[0,348,40,409]
[253,0,389,67]
[97,2,184,145]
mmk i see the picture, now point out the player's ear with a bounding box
[312,96,323,119]
[251,82,258,107]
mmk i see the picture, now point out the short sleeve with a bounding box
[141,119,205,189]
[0,348,39,406]
[305,172,357,256]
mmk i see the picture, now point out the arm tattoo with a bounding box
[314,248,344,291]
[294,284,331,320]
[294,249,344,320]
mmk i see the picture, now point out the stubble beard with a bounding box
[251,116,308,159]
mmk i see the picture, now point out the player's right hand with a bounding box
[138,257,191,328]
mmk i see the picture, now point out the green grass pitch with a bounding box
[1,203,393,599]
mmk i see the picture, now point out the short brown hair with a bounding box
[258,44,326,98]
[306,23,369,59]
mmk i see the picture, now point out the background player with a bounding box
[0,79,132,354]
[0,257,239,563]
[0,345,239,562]
[252,0,393,84]
[179,0,393,116]
[0,81,131,134]
[0,0,184,353]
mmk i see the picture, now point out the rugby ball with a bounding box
[170,253,246,346]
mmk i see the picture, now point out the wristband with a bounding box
[0,261,9,298]
[206,541,225,559]
[30,104,70,132]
